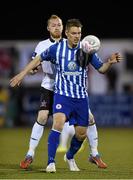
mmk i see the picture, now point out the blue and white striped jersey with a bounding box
[40,39,103,99]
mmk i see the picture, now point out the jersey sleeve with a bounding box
[31,42,41,59]
[90,53,103,69]
[40,43,57,64]
[31,51,37,59]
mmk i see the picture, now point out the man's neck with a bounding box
[50,36,62,43]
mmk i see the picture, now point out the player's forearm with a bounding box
[10,55,41,87]
[98,53,122,73]
[23,55,41,75]
[98,60,112,73]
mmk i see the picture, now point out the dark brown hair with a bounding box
[65,19,83,30]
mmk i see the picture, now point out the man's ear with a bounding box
[65,30,68,37]
[47,26,49,32]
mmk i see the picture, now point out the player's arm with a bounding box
[29,50,42,75]
[29,63,41,75]
[10,44,56,87]
[98,53,123,73]
[10,55,41,87]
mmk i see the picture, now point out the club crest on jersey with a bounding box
[68,61,77,71]
[56,104,62,109]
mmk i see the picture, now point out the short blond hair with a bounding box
[47,14,62,26]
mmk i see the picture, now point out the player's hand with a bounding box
[10,72,25,87]
[108,53,123,64]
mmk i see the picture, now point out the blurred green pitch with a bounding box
[0,127,133,179]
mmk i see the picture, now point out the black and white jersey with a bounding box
[32,38,56,91]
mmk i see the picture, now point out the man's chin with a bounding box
[52,33,61,39]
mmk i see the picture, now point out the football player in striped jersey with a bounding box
[10,18,122,172]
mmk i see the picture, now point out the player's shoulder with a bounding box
[36,38,51,47]
[35,38,54,54]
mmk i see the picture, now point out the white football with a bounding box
[81,35,101,54]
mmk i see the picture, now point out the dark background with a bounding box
[0,0,132,40]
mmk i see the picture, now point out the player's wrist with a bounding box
[107,58,113,64]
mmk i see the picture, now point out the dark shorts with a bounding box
[53,93,89,127]
[39,87,54,115]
